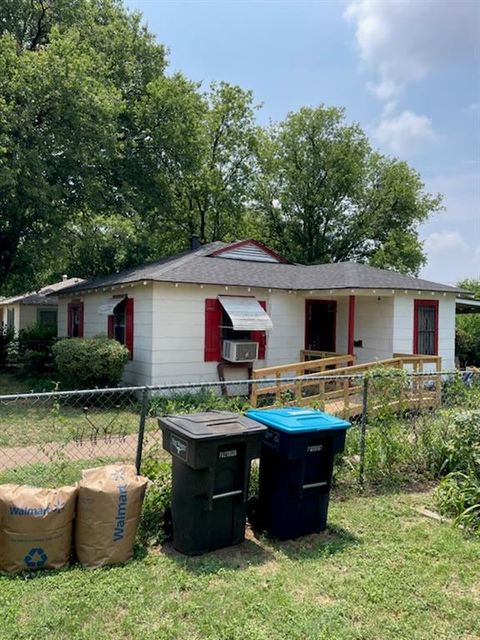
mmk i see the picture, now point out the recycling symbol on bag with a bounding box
[24,548,48,568]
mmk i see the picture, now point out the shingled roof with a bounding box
[57,241,466,296]
[0,278,85,306]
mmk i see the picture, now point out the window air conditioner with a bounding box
[222,340,259,362]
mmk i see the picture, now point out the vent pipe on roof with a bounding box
[62,274,68,281]
[190,235,201,251]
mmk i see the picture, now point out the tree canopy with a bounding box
[0,0,444,295]
[456,279,480,367]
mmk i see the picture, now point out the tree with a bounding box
[456,279,480,367]
[133,81,260,250]
[0,29,122,292]
[0,0,167,293]
[254,106,441,273]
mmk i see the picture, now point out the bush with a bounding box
[18,324,57,374]
[439,410,480,475]
[0,324,15,368]
[435,471,480,536]
[149,388,250,417]
[52,337,129,389]
[139,451,172,545]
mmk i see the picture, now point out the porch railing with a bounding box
[300,349,341,361]
[250,354,442,415]
[250,354,355,408]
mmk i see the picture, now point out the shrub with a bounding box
[149,388,250,417]
[52,337,129,389]
[17,324,57,374]
[0,324,15,368]
[139,451,172,545]
[435,471,480,536]
[439,410,480,475]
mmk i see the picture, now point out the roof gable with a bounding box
[208,240,289,264]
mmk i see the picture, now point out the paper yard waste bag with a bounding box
[75,464,148,568]
[0,484,77,574]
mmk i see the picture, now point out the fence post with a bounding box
[135,387,150,474]
[358,376,369,489]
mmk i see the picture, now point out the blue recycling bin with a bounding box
[246,407,351,540]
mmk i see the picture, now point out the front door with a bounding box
[305,300,336,352]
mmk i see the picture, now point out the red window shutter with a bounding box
[67,303,73,337]
[78,302,84,338]
[107,315,114,339]
[125,297,134,359]
[204,298,222,362]
[251,300,267,359]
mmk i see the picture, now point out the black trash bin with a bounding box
[246,407,351,540]
[159,411,266,555]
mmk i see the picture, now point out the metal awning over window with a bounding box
[218,296,273,331]
[97,296,126,315]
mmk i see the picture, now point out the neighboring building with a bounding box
[55,240,471,387]
[0,277,84,334]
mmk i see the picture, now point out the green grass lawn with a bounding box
[0,490,478,640]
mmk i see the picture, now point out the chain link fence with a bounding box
[0,370,478,488]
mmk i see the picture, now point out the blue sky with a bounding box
[128,0,480,284]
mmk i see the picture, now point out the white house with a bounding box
[0,277,84,334]
[55,240,469,386]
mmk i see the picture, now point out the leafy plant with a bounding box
[149,388,250,417]
[0,324,15,368]
[52,337,129,389]
[17,323,57,374]
[435,471,480,536]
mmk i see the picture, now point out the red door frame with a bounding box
[413,299,439,355]
[304,299,337,352]
[348,295,356,356]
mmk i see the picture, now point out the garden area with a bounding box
[0,367,479,639]
[0,490,478,640]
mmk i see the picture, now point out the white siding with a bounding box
[354,296,394,363]
[56,283,458,388]
[58,284,155,385]
[393,293,456,370]
[151,283,271,385]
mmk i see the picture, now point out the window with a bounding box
[6,308,14,331]
[413,300,438,355]
[67,302,84,337]
[204,298,268,362]
[113,303,126,344]
[38,309,57,331]
[220,308,250,342]
[107,297,134,358]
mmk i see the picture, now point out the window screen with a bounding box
[6,308,14,331]
[114,304,126,345]
[415,302,437,355]
[38,309,57,330]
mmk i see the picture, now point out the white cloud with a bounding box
[466,102,480,113]
[345,0,480,99]
[424,231,470,255]
[374,110,436,153]
[421,230,479,283]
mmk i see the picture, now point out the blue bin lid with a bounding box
[246,407,351,433]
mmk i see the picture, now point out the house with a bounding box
[0,277,84,334]
[54,239,470,387]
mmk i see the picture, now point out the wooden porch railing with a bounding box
[250,354,355,408]
[250,354,442,415]
[300,349,340,361]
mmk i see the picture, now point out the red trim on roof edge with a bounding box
[208,239,290,264]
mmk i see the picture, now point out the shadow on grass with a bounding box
[259,523,361,561]
[161,522,360,574]
[160,533,277,575]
